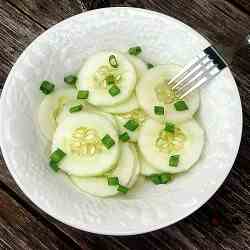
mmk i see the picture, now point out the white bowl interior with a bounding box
[0,8,242,235]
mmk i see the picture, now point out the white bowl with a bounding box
[0,7,242,235]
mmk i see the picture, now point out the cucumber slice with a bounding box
[84,105,118,130]
[138,118,204,173]
[70,143,135,197]
[126,54,147,81]
[52,112,120,176]
[139,154,163,176]
[128,144,140,188]
[99,55,146,114]
[115,109,148,142]
[101,93,139,114]
[57,101,118,129]
[38,88,77,140]
[77,51,136,106]
[136,64,200,123]
[56,100,85,125]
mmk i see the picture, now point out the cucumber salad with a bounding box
[38,46,204,197]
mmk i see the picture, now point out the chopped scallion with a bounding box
[64,75,77,86]
[101,134,115,149]
[50,148,66,163]
[117,185,129,194]
[49,160,59,172]
[149,174,162,185]
[154,106,165,115]
[169,155,180,167]
[107,176,119,186]
[160,173,172,184]
[174,100,188,111]
[147,63,154,69]
[106,75,116,85]
[69,104,82,113]
[40,80,55,95]
[77,90,89,99]
[119,132,130,142]
[128,46,142,56]
[109,55,119,68]
[109,85,120,96]
[164,122,175,133]
[149,173,172,185]
[124,119,139,131]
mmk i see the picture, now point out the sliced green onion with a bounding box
[119,132,130,142]
[109,85,120,96]
[69,104,82,113]
[109,55,119,68]
[169,155,180,167]
[77,90,89,99]
[154,106,165,115]
[50,148,66,163]
[117,185,129,194]
[147,63,154,69]
[128,46,142,56]
[124,119,139,132]
[107,176,119,186]
[101,134,115,149]
[160,173,172,184]
[149,173,172,184]
[106,75,116,85]
[149,174,162,185]
[164,122,175,133]
[174,100,188,111]
[64,75,77,85]
[49,160,59,172]
[40,80,55,95]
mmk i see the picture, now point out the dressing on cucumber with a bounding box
[52,112,120,176]
[136,64,200,123]
[77,51,136,106]
[115,108,147,142]
[38,49,205,198]
[138,118,204,173]
[100,55,146,114]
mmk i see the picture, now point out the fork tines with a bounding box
[168,46,228,99]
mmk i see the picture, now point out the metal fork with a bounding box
[168,34,250,99]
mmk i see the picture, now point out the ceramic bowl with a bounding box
[0,7,242,235]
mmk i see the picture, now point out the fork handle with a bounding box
[203,33,250,64]
[204,46,228,70]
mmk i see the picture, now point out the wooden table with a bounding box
[0,1,249,249]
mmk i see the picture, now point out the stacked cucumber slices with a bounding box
[38,47,204,197]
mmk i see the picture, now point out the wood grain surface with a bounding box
[0,0,249,249]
